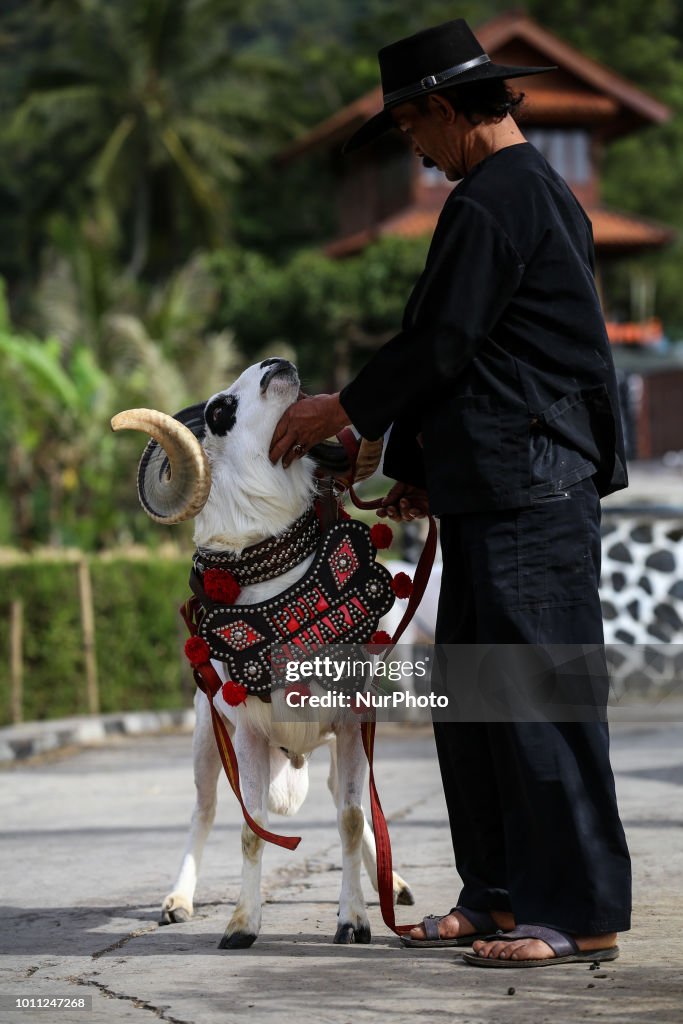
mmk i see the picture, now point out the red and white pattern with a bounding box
[329,537,360,589]
[214,619,265,651]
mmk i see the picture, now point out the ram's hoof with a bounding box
[159,897,192,925]
[334,922,371,944]
[219,931,257,950]
[159,906,191,925]
[396,885,415,906]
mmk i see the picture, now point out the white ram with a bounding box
[113,358,413,948]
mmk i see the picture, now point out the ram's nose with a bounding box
[259,358,298,393]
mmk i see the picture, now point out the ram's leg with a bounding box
[160,692,221,924]
[360,816,415,907]
[327,740,414,909]
[333,726,372,944]
[219,726,269,949]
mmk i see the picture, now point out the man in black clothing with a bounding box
[270,19,631,966]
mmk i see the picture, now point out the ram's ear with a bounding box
[172,402,207,440]
[111,408,211,524]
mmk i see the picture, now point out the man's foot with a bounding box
[408,908,514,942]
[471,930,618,962]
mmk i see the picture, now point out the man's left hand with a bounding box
[270,392,350,468]
[377,481,429,522]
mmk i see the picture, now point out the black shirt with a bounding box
[340,142,627,514]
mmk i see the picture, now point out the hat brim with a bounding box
[342,63,557,154]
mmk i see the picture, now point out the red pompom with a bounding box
[184,636,211,667]
[204,568,241,604]
[370,523,393,549]
[284,683,311,702]
[221,680,248,706]
[370,630,392,645]
[392,572,413,599]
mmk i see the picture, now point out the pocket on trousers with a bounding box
[516,485,591,607]
[529,490,571,504]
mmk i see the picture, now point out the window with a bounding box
[525,129,591,184]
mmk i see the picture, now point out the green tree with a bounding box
[1,0,284,279]
[0,259,246,550]
[0,280,112,546]
[527,0,683,331]
[210,236,429,391]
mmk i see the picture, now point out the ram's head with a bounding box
[112,358,382,525]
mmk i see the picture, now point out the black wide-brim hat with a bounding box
[343,18,556,154]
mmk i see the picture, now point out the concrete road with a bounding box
[1,722,682,1024]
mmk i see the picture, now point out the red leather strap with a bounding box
[348,485,438,648]
[181,599,301,851]
[362,719,418,935]
[335,427,361,476]
[348,489,437,938]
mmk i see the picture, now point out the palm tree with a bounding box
[2,0,282,275]
[0,259,247,548]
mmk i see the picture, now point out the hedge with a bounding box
[0,550,194,725]
[0,496,413,725]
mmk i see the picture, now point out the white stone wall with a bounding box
[384,514,683,699]
[601,514,683,696]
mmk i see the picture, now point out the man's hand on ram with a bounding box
[269,392,350,468]
[377,481,429,522]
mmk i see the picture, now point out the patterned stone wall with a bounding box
[385,511,683,700]
[601,512,683,697]
[601,515,683,643]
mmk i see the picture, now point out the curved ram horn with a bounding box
[111,408,211,524]
[354,437,384,482]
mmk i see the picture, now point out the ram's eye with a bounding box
[206,394,238,436]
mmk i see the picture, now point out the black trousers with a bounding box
[433,478,632,934]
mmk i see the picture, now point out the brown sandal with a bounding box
[461,925,620,967]
[400,906,503,948]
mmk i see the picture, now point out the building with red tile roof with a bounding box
[283,13,674,296]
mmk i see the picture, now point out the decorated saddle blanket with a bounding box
[193,519,395,696]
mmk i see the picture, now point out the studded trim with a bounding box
[196,519,396,694]
[193,505,320,586]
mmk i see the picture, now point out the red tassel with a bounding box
[392,572,413,599]
[204,568,241,604]
[221,680,248,706]
[370,523,393,549]
[369,630,392,645]
[184,636,211,666]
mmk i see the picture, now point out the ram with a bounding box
[113,358,413,949]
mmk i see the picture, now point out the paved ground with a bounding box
[1,722,682,1024]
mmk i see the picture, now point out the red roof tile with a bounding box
[283,13,670,160]
[589,208,675,249]
[520,89,617,121]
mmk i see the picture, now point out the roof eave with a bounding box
[282,13,671,160]
[477,13,671,126]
